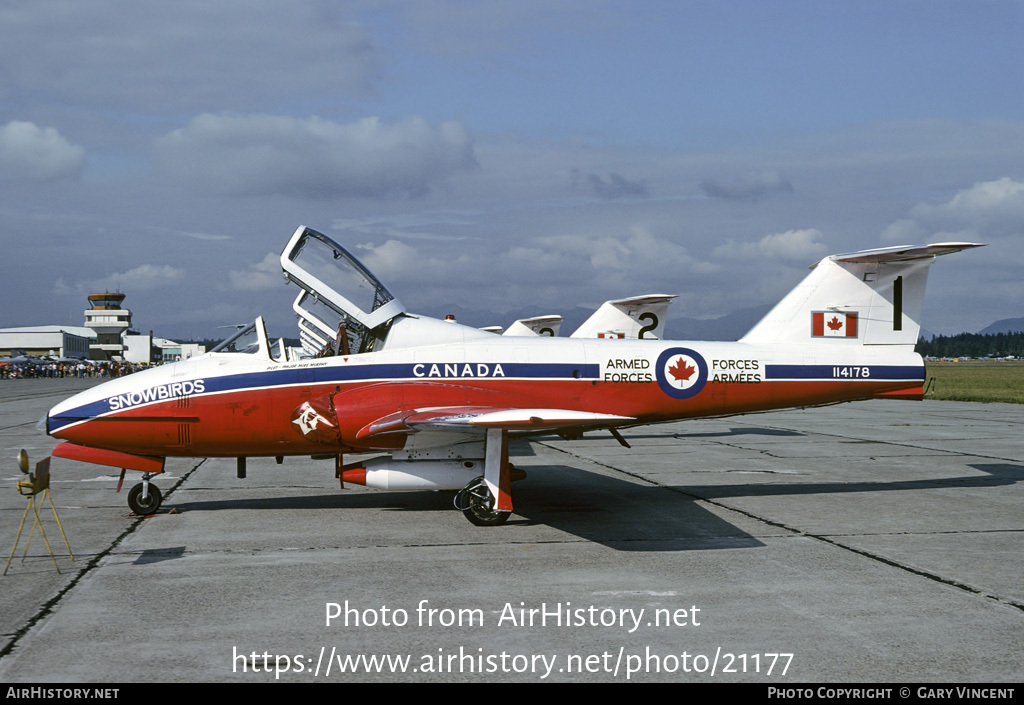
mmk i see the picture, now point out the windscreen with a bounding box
[210,322,260,354]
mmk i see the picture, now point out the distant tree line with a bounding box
[916,332,1024,358]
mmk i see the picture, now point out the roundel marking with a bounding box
[655,347,708,400]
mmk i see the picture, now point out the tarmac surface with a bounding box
[0,378,1021,683]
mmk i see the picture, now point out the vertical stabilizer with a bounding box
[570,294,676,340]
[503,315,563,337]
[740,243,983,347]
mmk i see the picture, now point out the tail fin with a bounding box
[503,315,563,337]
[570,294,677,340]
[740,243,983,347]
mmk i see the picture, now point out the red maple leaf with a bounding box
[669,357,696,382]
[827,316,843,331]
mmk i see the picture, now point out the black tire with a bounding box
[128,482,162,515]
[463,504,510,527]
[456,478,510,526]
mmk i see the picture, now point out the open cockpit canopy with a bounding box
[280,226,408,358]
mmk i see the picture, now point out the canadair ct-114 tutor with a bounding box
[43,226,981,525]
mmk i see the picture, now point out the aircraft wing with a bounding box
[356,406,635,439]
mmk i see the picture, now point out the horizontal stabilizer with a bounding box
[828,242,985,265]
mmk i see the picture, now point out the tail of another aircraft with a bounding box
[571,294,677,340]
[740,243,983,347]
[503,315,563,337]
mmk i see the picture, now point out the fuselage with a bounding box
[47,335,924,458]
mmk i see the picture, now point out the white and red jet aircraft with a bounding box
[45,226,981,525]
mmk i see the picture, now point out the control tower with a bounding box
[84,292,132,361]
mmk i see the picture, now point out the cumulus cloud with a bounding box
[713,229,828,262]
[870,177,1024,333]
[228,253,284,291]
[339,224,721,317]
[0,121,85,181]
[924,177,1024,216]
[538,233,629,270]
[699,170,793,201]
[526,226,720,287]
[93,265,184,292]
[911,177,1024,233]
[571,169,649,199]
[355,239,423,275]
[155,114,478,199]
[53,264,184,296]
[882,177,1024,242]
[880,218,927,244]
[352,239,481,292]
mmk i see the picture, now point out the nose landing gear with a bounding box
[127,474,162,515]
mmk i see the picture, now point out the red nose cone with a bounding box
[341,468,367,486]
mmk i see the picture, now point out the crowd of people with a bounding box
[0,361,151,380]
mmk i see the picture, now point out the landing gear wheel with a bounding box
[455,476,510,527]
[127,482,162,515]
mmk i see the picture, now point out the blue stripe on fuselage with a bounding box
[204,361,599,394]
[764,364,924,380]
[48,361,600,433]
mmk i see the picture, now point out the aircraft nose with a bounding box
[45,395,88,441]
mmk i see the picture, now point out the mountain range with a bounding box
[977,317,1024,335]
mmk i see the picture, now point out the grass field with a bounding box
[924,361,1024,404]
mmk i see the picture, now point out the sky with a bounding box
[1,0,1023,340]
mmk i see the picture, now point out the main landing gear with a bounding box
[454,477,509,526]
[453,428,514,527]
[127,474,162,515]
